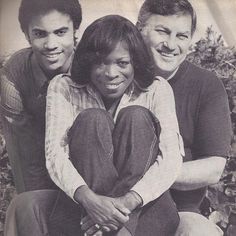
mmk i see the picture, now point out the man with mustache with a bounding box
[137,0,232,235]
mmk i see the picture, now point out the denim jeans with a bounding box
[5,106,179,236]
[50,106,179,236]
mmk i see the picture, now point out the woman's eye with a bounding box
[117,61,130,67]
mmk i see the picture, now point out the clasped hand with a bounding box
[75,186,132,235]
[75,186,142,235]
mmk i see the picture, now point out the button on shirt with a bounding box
[45,75,184,206]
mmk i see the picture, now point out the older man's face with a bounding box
[141,13,192,77]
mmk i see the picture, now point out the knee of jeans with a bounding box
[118,106,159,130]
[77,108,110,124]
[118,106,151,122]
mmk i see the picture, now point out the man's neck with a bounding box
[41,52,74,80]
[155,67,179,81]
[167,68,179,81]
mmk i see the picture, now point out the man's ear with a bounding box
[136,21,143,32]
[25,33,31,44]
[139,26,148,39]
[73,29,79,47]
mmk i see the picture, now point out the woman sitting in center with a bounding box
[46,14,184,236]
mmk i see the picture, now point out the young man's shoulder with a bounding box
[3,48,33,76]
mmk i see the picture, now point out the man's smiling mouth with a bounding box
[43,52,62,60]
[157,50,178,58]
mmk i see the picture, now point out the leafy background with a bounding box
[0,27,236,235]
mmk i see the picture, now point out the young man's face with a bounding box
[141,13,192,77]
[27,10,75,76]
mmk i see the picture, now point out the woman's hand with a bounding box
[74,186,130,230]
[79,190,143,235]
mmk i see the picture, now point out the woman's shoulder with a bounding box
[49,74,73,88]
[148,76,173,94]
[48,74,75,100]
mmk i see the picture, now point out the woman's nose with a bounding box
[105,65,118,79]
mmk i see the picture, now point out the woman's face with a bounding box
[91,41,134,102]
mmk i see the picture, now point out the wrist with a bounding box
[123,191,143,211]
[74,185,91,205]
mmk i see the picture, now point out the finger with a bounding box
[101,226,110,232]
[81,219,95,231]
[81,215,91,225]
[93,230,103,236]
[115,205,131,216]
[102,224,118,231]
[85,224,100,236]
[113,209,130,224]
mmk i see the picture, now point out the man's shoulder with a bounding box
[183,60,218,83]
[3,48,33,75]
[5,48,32,66]
[179,60,223,90]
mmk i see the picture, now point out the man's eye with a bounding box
[56,30,67,36]
[177,34,189,40]
[33,31,46,38]
[155,29,168,35]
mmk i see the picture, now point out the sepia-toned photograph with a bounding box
[0,0,236,235]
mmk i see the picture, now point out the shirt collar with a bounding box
[166,67,179,81]
[31,54,49,90]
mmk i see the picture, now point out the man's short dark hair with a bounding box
[19,0,82,35]
[137,0,197,35]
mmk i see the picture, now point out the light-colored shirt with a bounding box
[45,74,184,206]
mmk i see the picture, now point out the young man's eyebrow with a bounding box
[54,27,69,32]
[32,28,45,32]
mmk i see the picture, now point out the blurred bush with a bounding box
[0,56,16,234]
[187,26,236,233]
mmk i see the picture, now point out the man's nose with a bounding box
[105,65,118,79]
[44,34,58,50]
[164,35,177,51]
